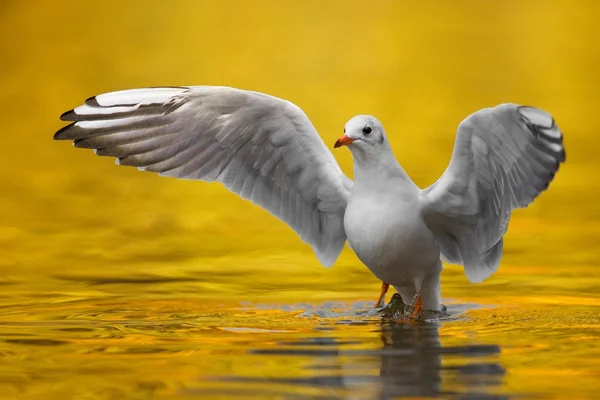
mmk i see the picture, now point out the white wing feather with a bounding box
[55,86,352,266]
[421,104,565,283]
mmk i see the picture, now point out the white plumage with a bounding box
[55,86,565,312]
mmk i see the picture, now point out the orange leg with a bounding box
[409,292,423,319]
[374,282,390,308]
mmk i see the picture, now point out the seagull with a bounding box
[54,86,565,317]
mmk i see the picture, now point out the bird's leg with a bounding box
[421,267,444,315]
[374,281,390,308]
[408,292,423,319]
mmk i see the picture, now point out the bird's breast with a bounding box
[344,194,440,284]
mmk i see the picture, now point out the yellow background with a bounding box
[0,1,600,297]
[1,0,597,301]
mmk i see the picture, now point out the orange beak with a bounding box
[334,135,355,148]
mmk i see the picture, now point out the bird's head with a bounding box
[334,115,388,159]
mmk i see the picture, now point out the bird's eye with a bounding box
[363,126,372,135]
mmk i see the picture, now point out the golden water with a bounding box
[1,1,599,398]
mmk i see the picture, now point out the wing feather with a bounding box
[421,104,565,282]
[55,86,351,266]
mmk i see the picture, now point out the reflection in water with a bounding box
[218,312,506,399]
[378,322,504,399]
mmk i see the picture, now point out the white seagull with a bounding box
[54,86,565,317]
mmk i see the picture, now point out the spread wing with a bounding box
[55,86,352,266]
[421,104,565,282]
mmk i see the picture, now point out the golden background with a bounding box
[0,1,599,398]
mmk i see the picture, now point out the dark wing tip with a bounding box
[54,122,76,140]
[517,105,554,129]
[518,105,566,165]
[60,109,77,121]
[72,137,95,149]
[85,96,100,106]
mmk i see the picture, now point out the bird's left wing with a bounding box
[420,104,565,283]
[55,86,352,266]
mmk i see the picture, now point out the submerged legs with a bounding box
[389,263,443,320]
[376,262,444,319]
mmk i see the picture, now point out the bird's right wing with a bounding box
[54,86,352,266]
